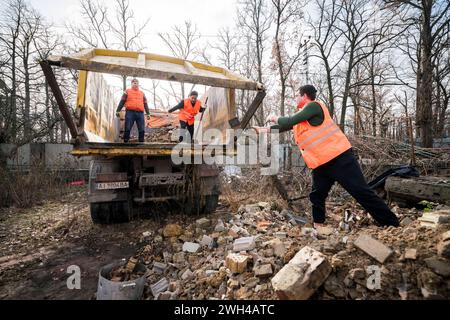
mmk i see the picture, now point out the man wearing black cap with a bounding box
[169,91,206,143]
[255,84,399,228]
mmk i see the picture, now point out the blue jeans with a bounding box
[124,111,145,143]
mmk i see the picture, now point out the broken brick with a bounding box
[253,264,273,278]
[404,248,417,260]
[163,224,183,237]
[226,253,249,274]
[354,234,393,264]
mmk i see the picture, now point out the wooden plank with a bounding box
[60,57,260,90]
[40,61,78,140]
[240,90,267,129]
[385,176,450,205]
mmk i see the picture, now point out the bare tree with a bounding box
[108,0,150,90]
[212,27,240,71]
[237,0,272,126]
[66,0,110,49]
[270,0,305,120]
[334,0,400,132]
[385,0,450,147]
[0,0,26,142]
[308,0,344,117]
[17,7,42,140]
[158,21,201,98]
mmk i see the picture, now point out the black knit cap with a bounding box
[299,85,317,100]
[190,91,199,97]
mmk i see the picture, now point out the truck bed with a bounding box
[71,142,236,157]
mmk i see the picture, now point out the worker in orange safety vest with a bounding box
[169,91,205,143]
[116,78,151,143]
[254,85,399,228]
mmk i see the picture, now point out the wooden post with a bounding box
[407,116,416,167]
[40,60,78,140]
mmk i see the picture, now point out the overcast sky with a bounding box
[25,0,244,103]
[28,0,239,50]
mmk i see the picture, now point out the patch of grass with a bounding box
[0,161,77,208]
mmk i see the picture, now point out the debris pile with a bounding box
[106,258,146,282]
[123,200,449,300]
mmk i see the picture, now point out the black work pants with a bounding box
[179,121,194,143]
[310,148,399,227]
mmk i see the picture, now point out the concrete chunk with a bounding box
[233,237,255,252]
[200,235,213,247]
[354,234,393,264]
[182,242,200,253]
[254,264,273,278]
[214,219,226,232]
[152,262,167,274]
[226,253,249,274]
[271,246,332,300]
[196,218,211,229]
[150,278,169,296]
[418,211,450,228]
[270,238,286,258]
[437,239,450,259]
[181,269,194,280]
[425,258,450,277]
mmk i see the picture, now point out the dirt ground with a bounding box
[0,189,172,300]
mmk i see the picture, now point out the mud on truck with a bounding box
[40,49,266,224]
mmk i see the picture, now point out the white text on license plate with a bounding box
[96,181,129,190]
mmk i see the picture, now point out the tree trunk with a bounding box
[324,58,335,117]
[23,41,31,140]
[340,48,354,133]
[417,0,434,148]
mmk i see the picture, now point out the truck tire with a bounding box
[203,194,219,214]
[90,201,132,224]
[183,194,219,216]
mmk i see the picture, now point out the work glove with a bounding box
[266,114,279,125]
[146,114,151,120]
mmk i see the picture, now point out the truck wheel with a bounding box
[90,201,132,224]
[203,195,219,214]
[183,195,219,216]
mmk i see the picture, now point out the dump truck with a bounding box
[40,48,266,224]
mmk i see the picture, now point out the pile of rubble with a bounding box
[119,127,176,143]
[144,128,175,143]
[106,258,146,282]
[125,202,449,300]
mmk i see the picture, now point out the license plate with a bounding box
[96,181,129,190]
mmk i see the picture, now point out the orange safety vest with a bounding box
[293,101,352,169]
[179,99,202,125]
[125,88,145,112]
